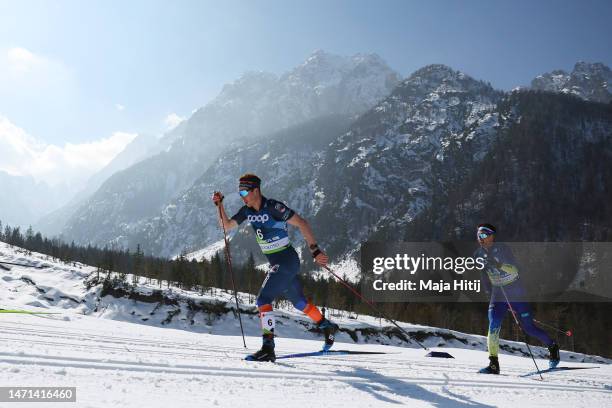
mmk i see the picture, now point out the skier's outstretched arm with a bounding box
[287,213,328,266]
[212,192,238,230]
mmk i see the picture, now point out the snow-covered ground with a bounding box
[1,242,611,407]
[1,314,611,408]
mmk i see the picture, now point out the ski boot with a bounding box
[245,334,276,362]
[478,356,500,374]
[317,318,339,352]
[548,342,560,369]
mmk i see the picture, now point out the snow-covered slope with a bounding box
[1,242,608,363]
[1,242,610,408]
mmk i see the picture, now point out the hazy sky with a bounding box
[0,0,611,185]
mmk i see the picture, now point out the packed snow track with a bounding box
[1,313,610,408]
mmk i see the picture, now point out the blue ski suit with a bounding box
[231,196,309,311]
[474,243,553,357]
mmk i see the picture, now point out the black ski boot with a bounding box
[548,342,560,369]
[245,334,276,362]
[317,318,339,352]
[478,356,500,374]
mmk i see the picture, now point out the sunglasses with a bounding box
[477,230,495,239]
[239,189,252,197]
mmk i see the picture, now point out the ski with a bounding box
[520,366,599,377]
[276,350,387,360]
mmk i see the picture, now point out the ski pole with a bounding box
[499,287,544,380]
[322,265,428,351]
[533,319,573,337]
[216,198,247,348]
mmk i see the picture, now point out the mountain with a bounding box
[531,61,612,104]
[133,114,354,259]
[313,65,503,255]
[60,60,612,269]
[0,171,68,229]
[403,90,612,242]
[61,51,401,249]
[35,134,159,236]
[120,64,504,259]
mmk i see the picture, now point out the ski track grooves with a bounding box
[1,323,609,396]
[1,353,606,393]
[1,321,606,385]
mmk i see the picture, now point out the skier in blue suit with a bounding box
[212,173,338,362]
[474,223,560,374]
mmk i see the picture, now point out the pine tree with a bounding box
[245,252,257,300]
[133,244,144,285]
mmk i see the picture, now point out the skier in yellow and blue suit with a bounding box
[474,223,560,374]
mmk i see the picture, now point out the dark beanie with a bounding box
[239,173,261,190]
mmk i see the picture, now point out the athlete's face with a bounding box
[240,187,261,208]
[477,231,495,249]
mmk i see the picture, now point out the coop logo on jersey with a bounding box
[248,214,269,223]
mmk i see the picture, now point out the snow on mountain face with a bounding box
[181,50,400,147]
[61,51,400,250]
[279,51,401,117]
[415,89,612,243]
[313,65,503,255]
[531,62,612,103]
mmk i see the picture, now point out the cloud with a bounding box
[1,47,73,88]
[164,113,185,130]
[0,116,137,187]
[115,104,125,111]
[6,47,46,74]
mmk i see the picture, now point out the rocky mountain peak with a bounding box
[531,61,611,103]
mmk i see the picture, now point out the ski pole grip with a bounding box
[213,191,224,206]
